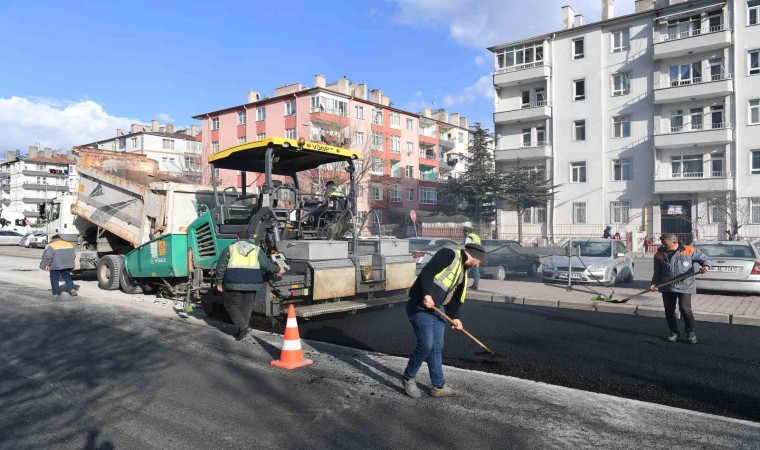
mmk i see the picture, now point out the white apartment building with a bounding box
[0,147,78,223]
[82,121,202,181]
[418,108,471,180]
[490,0,760,245]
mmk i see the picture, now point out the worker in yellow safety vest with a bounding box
[402,242,487,399]
[463,226,482,290]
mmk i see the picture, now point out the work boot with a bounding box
[430,385,461,397]
[687,332,697,344]
[666,332,678,342]
[69,289,78,297]
[52,292,61,298]
[235,327,252,341]
[403,377,421,399]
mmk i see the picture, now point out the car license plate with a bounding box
[559,272,582,279]
[712,266,740,273]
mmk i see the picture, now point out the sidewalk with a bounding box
[469,277,760,326]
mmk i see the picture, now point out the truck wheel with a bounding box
[119,269,143,294]
[97,255,123,291]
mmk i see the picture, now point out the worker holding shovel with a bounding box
[402,243,487,398]
[650,234,711,344]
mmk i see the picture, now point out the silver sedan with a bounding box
[542,238,634,286]
[694,241,760,294]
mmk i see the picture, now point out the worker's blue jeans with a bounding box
[403,310,446,389]
[50,270,75,295]
[469,267,480,289]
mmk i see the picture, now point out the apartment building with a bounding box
[0,147,77,223]
[192,75,470,226]
[490,0,760,244]
[82,121,202,182]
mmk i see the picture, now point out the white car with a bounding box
[0,230,25,246]
[19,231,45,248]
[542,238,634,286]
[29,233,48,249]
[694,241,760,294]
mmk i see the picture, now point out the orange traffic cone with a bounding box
[271,305,313,370]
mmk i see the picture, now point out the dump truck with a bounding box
[48,140,415,323]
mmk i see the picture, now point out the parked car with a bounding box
[480,239,541,280]
[409,238,460,273]
[693,241,760,294]
[0,230,25,246]
[29,233,48,249]
[19,231,45,248]
[542,238,634,286]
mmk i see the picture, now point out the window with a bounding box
[390,160,402,178]
[751,150,760,174]
[613,159,632,181]
[285,101,296,116]
[371,132,384,150]
[405,165,414,178]
[355,131,365,146]
[405,118,414,131]
[522,206,547,224]
[665,15,700,40]
[710,200,726,223]
[688,107,704,131]
[419,187,437,204]
[573,79,585,101]
[573,202,587,224]
[572,38,584,59]
[130,137,138,149]
[256,108,266,121]
[749,50,759,75]
[750,99,760,124]
[671,155,703,178]
[749,0,760,25]
[372,185,384,201]
[751,198,760,223]
[668,62,702,86]
[237,111,246,125]
[406,188,414,201]
[162,139,174,150]
[610,200,630,224]
[494,41,544,70]
[612,28,630,52]
[211,141,220,153]
[458,132,464,143]
[571,161,587,183]
[535,87,546,104]
[390,185,401,202]
[406,142,414,156]
[184,156,197,171]
[211,118,219,130]
[390,112,400,128]
[237,137,246,144]
[257,133,266,140]
[573,120,586,141]
[613,116,631,138]
[355,105,364,119]
[711,153,725,177]
[669,109,684,132]
[612,72,630,96]
[372,209,384,224]
[372,108,383,125]
[390,136,401,154]
[285,128,296,139]
[372,157,384,174]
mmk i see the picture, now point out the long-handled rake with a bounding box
[591,272,698,304]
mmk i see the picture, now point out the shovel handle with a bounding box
[617,272,698,303]
[430,305,495,354]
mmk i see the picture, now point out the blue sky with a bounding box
[0,0,634,151]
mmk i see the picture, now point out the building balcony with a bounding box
[22,170,68,178]
[494,102,552,124]
[439,159,457,172]
[653,74,733,104]
[418,134,437,147]
[493,62,551,87]
[653,26,731,60]
[654,172,733,194]
[1,185,9,192]
[495,142,552,161]
[439,137,455,150]
[309,108,350,127]
[419,149,438,161]
[22,198,49,204]
[22,183,69,191]
[653,123,732,149]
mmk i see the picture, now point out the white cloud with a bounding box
[442,75,492,106]
[473,55,485,65]
[414,90,423,97]
[389,0,636,48]
[0,96,141,151]
[155,112,173,123]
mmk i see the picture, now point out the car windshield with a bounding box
[696,243,756,260]
[564,240,611,257]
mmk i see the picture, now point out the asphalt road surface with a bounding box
[290,299,760,423]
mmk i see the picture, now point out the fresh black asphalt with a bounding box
[272,300,760,422]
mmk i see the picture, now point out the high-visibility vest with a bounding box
[467,233,481,245]
[329,188,345,197]
[223,243,264,285]
[433,250,468,304]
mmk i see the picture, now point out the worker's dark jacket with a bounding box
[214,241,280,291]
[408,248,466,319]
[651,244,711,294]
[40,239,75,270]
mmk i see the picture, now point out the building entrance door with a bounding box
[661,201,693,244]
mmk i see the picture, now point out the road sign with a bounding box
[410,209,417,222]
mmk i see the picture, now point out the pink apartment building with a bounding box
[192,75,469,227]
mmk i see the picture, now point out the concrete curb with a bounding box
[732,315,760,326]
[492,295,524,304]
[558,300,596,311]
[693,312,730,324]
[523,297,559,308]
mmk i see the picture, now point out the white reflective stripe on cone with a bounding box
[286,318,298,328]
[282,340,302,351]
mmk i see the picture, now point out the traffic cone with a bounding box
[271,305,313,370]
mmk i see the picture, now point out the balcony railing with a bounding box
[520,100,549,110]
[656,72,732,89]
[662,121,729,134]
[669,171,727,179]
[658,24,727,43]
[310,107,348,118]
[494,60,546,75]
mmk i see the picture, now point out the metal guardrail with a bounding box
[658,24,727,42]
[494,61,547,75]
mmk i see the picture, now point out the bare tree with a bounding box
[697,191,751,241]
